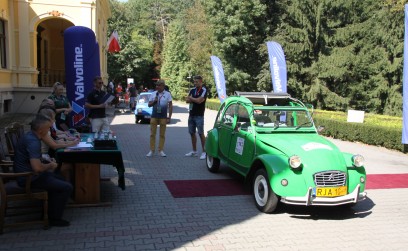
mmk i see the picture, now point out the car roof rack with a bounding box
[234,91,298,106]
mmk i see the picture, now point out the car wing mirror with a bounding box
[234,123,240,132]
[317,126,325,133]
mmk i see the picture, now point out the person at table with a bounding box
[48,82,73,131]
[38,98,77,141]
[38,108,79,181]
[38,98,56,112]
[85,76,110,133]
[146,80,173,157]
[38,108,79,155]
[14,114,73,227]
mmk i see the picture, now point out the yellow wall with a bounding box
[0,72,11,85]
[0,0,111,115]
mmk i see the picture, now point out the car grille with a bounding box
[314,171,346,187]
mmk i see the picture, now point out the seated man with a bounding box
[38,98,76,140]
[13,114,73,227]
[38,108,80,182]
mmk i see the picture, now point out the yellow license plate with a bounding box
[315,186,347,197]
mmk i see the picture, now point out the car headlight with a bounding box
[289,155,302,169]
[352,154,364,167]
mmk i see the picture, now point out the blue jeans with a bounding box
[188,116,204,135]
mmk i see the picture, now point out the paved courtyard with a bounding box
[1,102,408,250]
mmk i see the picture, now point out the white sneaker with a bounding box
[146,151,153,157]
[185,151,198,157]
[159,151,167,157]
[200,152,206,160]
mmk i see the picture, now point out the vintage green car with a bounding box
[205,92,367,213]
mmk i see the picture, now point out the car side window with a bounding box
[236,104,250,131]
[216,103,226,124]
[221,104,236,127]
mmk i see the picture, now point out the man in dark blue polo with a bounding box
[85,76,110,133]
[14,114,73,227]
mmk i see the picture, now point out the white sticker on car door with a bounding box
[235,137,245,155]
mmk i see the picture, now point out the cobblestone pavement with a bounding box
[1,102,408,250]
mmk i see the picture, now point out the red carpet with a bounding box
[164,179,251,198]
[164,174,408,198]
[366,174,408,189]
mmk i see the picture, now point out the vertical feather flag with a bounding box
[402,5,408,144]
[210,56,227,103]
[107,30,121,53]
[266,41,287,93]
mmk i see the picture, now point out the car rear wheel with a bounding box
[253,169,278,213]
[206,154,220,173]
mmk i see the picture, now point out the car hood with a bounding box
[257,133,347,171]
[136,103,149,109]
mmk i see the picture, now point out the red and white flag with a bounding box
[107,30,121,53]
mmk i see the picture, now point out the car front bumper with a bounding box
[280,184,366,206]
[135,110,151,118]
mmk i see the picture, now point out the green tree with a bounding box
[107,0,156,85]
[203,0,268,94]
[160,20,191,100]
[107,0,406,116]
[266,0,405,115]
[184,1,214,97]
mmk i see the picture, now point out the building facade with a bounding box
[0,0,111,115]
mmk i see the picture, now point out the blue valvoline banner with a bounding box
[210,56,227,103]
[64,26,100,127]
[266,41,287,93]
[402,5,408,144]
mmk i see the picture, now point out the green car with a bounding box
[205,92,367,213]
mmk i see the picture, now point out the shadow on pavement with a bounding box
[0,104,382,250]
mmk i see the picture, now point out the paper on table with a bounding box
[67,142,93,149]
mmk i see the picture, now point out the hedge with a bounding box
[205,99,406,153]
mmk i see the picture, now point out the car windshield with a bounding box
[253,108,313,129]
[137,94,151,104]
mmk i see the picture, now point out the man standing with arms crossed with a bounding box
[146,80,173,157]
[185,75,207,160]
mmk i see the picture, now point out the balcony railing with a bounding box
[37,68,65,87]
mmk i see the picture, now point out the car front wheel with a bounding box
[253,169,278,213]
[206,154,220,173]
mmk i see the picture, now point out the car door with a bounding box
[227,103,255,175]
[217,103,237,160]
